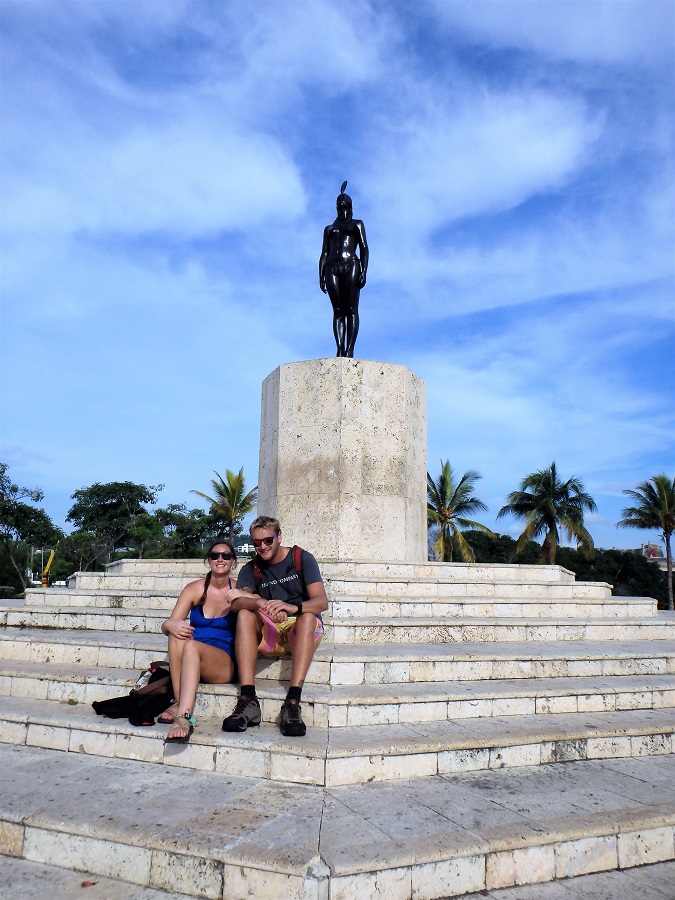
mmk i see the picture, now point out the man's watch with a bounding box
[295,600,303,616]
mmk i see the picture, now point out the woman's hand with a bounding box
[225,587,256,603]
[164,618,194,640]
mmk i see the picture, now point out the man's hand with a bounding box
[262,599,296,619]
[265,609,288,624]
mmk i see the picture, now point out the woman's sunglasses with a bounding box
[209,551,234,560]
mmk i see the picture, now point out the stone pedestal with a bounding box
[257,358,427,562]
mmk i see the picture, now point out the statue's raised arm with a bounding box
[319,182,368,358]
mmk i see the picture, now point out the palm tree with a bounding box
[427,461,493,562]
[192,468,258,543]
[618,474,674,610]
[497,461,597,565]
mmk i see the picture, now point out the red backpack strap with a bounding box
[292,545,306,597]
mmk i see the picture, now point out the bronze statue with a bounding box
[319,182,369,358]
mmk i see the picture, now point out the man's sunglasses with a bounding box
[209,551,234,560]
[251,532,280,548]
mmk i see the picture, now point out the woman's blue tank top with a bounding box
[189,603,237,657]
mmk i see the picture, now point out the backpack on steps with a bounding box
[92,660,173,726]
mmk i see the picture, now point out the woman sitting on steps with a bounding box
[159,538,238,743]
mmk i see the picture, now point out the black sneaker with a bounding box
[279,698,306,737]
[222,695,261,732]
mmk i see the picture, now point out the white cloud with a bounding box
[365,89,598,236]
[430,0,674,66]
[3,114,306,238]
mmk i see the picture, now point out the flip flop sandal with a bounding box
[158,705,178,724]
[164,713,195,744]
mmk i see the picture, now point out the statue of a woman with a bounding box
[319,182,369,358]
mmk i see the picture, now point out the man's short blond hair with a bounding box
[250,515,281,534]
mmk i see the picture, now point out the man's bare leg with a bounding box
[289,612,319,688]
[280,613,320,737]
[234,608,263,685]
[222,609,263,732]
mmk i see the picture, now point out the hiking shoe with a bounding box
[279,698,306,737]
[222,695,261,732]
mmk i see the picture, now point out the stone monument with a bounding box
[257,357,427,562]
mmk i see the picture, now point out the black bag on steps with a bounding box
[92,660,173,726]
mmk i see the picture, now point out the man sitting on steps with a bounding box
[224,515,328,737]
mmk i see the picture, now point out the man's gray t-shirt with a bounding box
[236,548,323,606]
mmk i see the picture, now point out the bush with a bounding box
[0,585,16,599]
[557,547,671,609]
[461,532,671,608]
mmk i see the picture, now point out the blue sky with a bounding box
[1,0,673,551]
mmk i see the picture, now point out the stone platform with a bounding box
[1,556,674,897]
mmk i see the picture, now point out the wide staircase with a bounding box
[1,558,674,898]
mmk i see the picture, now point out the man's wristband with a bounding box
[295,600,303,616]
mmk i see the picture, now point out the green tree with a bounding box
[427,461,493,562]
[152,504,212,558]
[0,463,61,590]
[192,468,257,543]
[461,529,542,565]
[618,474,675,610]
[66,481,163,560]
[125,510,164,559]
[497,461,597,564]
[58,531,107,574]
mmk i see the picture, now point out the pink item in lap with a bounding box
[258,611,324,657]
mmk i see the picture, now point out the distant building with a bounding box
[236,543,255,555]
[637,542,668,573]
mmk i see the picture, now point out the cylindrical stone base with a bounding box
[257,358,427,562]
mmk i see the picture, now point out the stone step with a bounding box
[326,579,612,600]
[60,573,614,602]
[328,616,675,644]
[4,856,675,900]
[3,606,672,640]
[76,557,584,583]
[1,745,673,897]
[329,595,655,618]
[3,658,675,727]
[2,631,675,684]
[25,588,181,609]
[2,696,674,785]
[22,590,657,620]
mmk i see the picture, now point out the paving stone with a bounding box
[0,855,194,899]
[485,860,675,899]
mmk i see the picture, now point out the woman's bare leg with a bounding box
[161,634,188,721]
[167,641,236,740]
